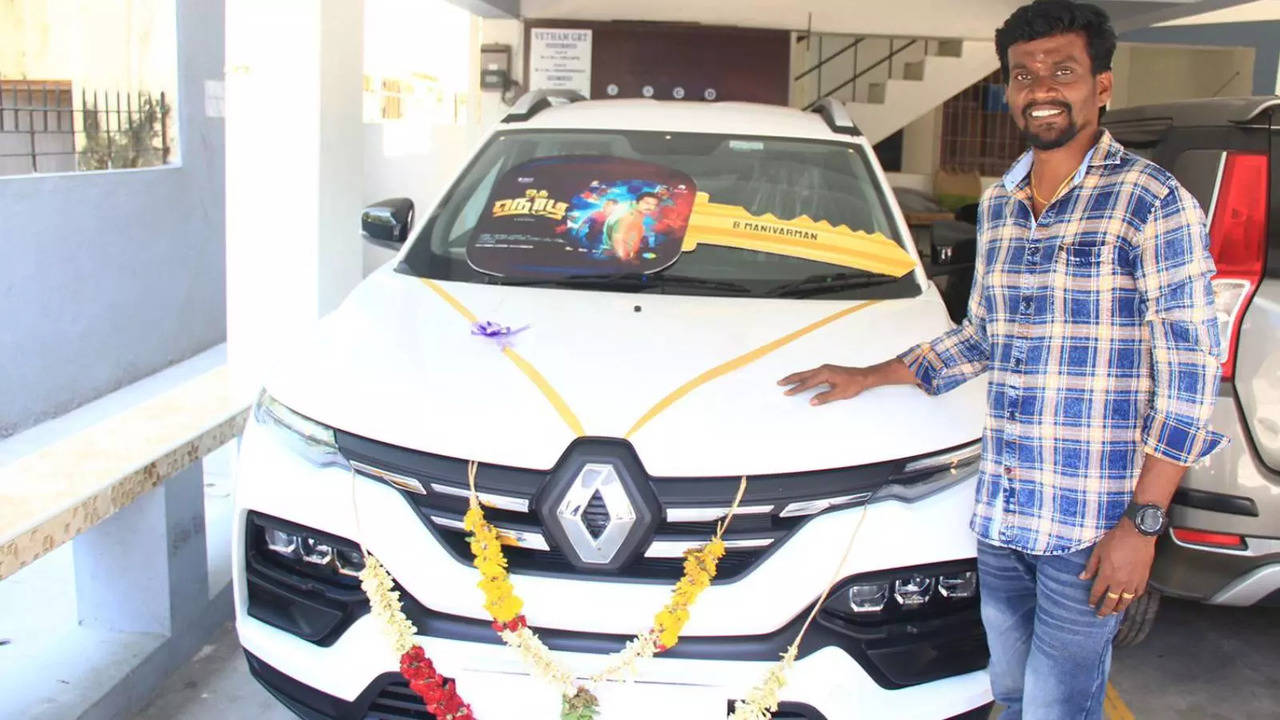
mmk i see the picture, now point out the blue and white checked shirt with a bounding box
[901,130,1226,556]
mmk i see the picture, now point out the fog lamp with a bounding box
[894,576,933,607]
[938,571,978,598]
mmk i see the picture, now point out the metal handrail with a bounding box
[803,39,920,111]
[793,37,866,82]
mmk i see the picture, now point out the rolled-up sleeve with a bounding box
[899,222,991,396]
[1134,181,1228,465]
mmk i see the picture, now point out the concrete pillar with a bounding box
[224,0,365,397]
[73,464,208,634]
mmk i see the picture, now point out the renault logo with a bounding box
[554,463,637,564]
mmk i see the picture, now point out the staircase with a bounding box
[792,34,999,145]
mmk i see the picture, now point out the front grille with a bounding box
[366,681,436,719]
[336,431,915,583]
[582,492,611,539]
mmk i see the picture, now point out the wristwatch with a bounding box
[1123,502,1169,536]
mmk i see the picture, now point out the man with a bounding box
[605,191,661,261]
[779,2,1224,718]
[579,198,618,250]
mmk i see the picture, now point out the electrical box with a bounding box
[480,44,511,91]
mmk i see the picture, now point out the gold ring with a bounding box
[1120,592,1136,599]
[1105,592,1120,599]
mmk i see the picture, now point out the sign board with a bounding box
[529,28,592,98]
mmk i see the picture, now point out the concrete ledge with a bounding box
[0,365,249,581]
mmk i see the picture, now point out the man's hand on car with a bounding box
[778,359,918,406]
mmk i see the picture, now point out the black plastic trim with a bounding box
[244,512,370,647]
[338,430,980,585]
[1172,487,1260,517]
[245,650,402,720]
[728,700,830,719]
[947,703,998,720]
[535,438,661,571]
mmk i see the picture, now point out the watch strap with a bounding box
[1124,501,1167,536]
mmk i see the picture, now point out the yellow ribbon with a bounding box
[625,300,881,438]
[420,278,881,442]
[420,278,586,437]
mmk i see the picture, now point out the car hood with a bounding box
[263,268,985,476]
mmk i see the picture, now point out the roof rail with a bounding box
[502,89,588,123]
[810,97,862,137]
[1240,96,1279,124]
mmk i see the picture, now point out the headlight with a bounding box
[253,391,350,469]
[878,440,981,502]
[821,560,979,623]
[845,582,891,613]
[938,570,978,598]
[251,513,366,579]
[893,575,934,607]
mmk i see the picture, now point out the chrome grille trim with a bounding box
[350,461,426,494]
[778,492,874,518]
[429,482,530,513]
[665,505,775,523]
[429,516,550,551]
[644,537,776,558]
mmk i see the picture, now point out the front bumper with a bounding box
[232,414,993,719]
[238,614,992,720]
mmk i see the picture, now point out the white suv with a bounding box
[233,93,993,720]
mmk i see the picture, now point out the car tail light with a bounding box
[1208,152,1268,380]
[1172,527,1246,550]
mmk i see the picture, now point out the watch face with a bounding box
[1136,506,1165,534]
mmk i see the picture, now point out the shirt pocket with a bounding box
[1053,240,1116,323]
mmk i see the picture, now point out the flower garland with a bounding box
[729,498,873,719]
[463,460,746,718]
[359,553,477,720]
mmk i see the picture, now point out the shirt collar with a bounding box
[1001,128,1124,192]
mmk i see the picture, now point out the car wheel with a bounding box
[1113,588,1161,647]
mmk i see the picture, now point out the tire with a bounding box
[1113,587,1161,647]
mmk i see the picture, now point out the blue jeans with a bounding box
[978,540,1122,720]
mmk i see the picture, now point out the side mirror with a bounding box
[361,198,415,248]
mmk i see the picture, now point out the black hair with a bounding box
[995,0,1116,82]
[635,191,660,203]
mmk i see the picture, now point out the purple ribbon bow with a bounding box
[471,320,529,349]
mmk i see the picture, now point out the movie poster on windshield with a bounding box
[467,156,697,278]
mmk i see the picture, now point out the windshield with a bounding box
[398,130,922,300]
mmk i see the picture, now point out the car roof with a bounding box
[503,98,863,143]
[1103,95,1279,129]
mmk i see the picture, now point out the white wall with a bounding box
[362,122,487,273]
[1156,0,1280,26]
[0,0,224,437]
[0,0,178,98]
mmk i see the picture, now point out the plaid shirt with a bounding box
[901,130,1226,555]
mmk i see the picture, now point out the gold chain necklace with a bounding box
[1031,169,1075,206]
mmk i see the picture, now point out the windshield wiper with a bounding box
[499,272,751,294]
[765,272,903,298]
